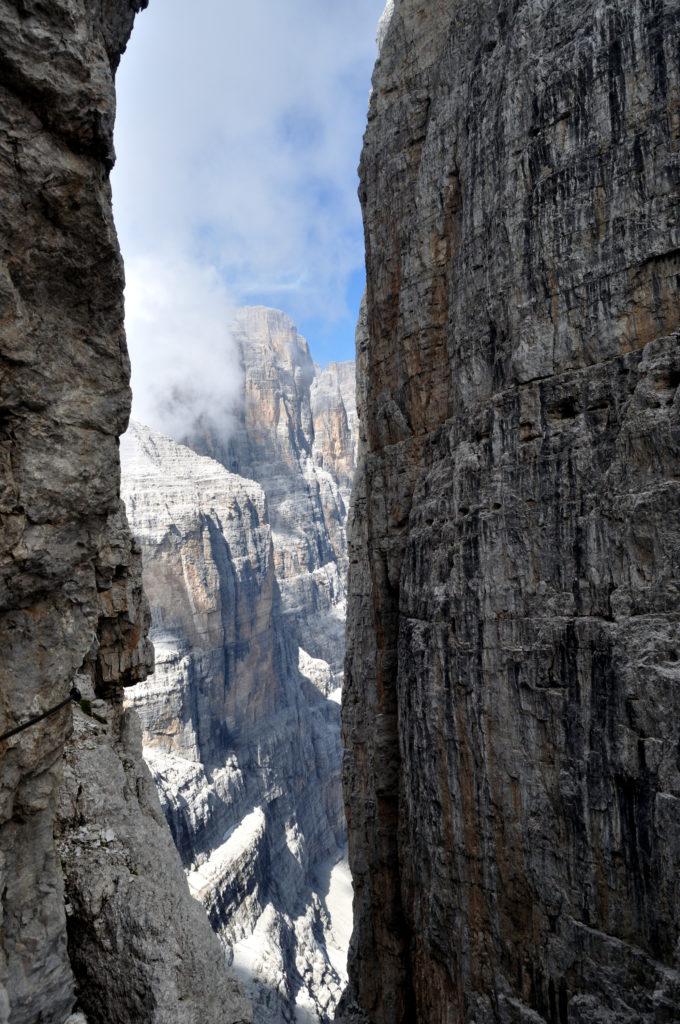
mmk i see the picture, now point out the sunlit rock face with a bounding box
[122,419,354,1023]
[188,308,357,692]
[342,1,680,1022]
[376,0,395,52]
[311,360,359,502]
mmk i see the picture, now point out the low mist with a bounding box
[124,254,242,442]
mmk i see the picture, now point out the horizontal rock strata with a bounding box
[122,421,351,1022]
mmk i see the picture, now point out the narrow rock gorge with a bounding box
[342,1,680,1022]
[3,2,680,1023]
[121,309,357,1023]
[0,2,249,1022]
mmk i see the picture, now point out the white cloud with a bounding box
[112,0,385,412]
[125,253,242,440]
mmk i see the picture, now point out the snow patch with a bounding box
[299,647,334,697]
[188,806,265,899]
[324,857,353,983]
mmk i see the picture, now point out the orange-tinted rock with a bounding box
[343,2,680,1022]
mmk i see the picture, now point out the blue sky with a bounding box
[113,0,385,412]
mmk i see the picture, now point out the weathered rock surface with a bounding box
[122,422,350,1022]
[56,679,251,1024]
[0,3,248,1021]
[311,360,359,509]
[344,1,680,1022]
[190,307,357,691]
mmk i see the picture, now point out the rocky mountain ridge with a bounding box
[190,307,357,690]
[121,311,358,1024]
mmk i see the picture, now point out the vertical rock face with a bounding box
[0,4,249,1022]
[311,360,359,502]
[344,1,680,1022]
[122,418,353,1023]
[191,307,357,689]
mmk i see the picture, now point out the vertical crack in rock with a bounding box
[343,1,680,1022]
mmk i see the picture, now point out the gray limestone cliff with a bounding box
[343,1,680,1022]
[121,407,355,1023]
[0,3,249,1022]
[190,307,357,692]
[120,310,358,1022]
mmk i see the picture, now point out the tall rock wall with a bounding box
[0,4,249,1022]
[122,421,351,1023]
[344,1,680,1022]
[191,307,357,689]
[311,360,359,511]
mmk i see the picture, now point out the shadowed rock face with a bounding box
[122,422,350,1023]
[343,1,680,1022]
[0,3,249,1022]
